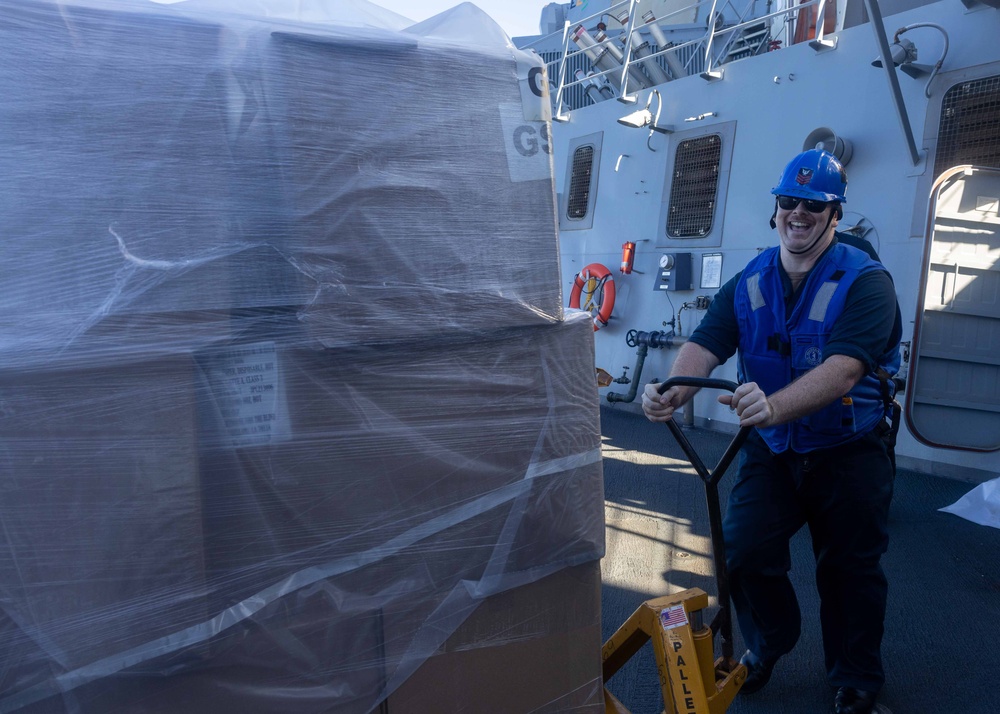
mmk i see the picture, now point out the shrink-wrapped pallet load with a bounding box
[0,1,604,712]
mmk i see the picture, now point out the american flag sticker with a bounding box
[660,605,689,630]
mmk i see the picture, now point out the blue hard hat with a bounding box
[771,149,847,203]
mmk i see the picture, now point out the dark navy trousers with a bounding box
[722,428,894,691]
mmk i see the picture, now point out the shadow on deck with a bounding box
[598,405,1000,714]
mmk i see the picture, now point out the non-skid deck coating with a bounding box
[599,405,1000,714]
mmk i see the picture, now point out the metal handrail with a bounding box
[617,0,646,101]
[702,0,722,76]
[551,0,635,118]
[544,0,829,113]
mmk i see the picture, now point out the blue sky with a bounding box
[371,0,552,38]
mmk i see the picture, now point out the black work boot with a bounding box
[833,686,878,714]
[739,650,776,695]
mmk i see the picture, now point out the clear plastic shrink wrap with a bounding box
[0,1,604,712]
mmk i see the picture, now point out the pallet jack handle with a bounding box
[657,377,751,660]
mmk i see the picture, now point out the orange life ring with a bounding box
[569,262,616,331]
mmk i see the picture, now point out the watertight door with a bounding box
[905,166,1000,451]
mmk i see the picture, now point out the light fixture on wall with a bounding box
[616,89,672,151]
[871,23,949,96]
[871,37,929,76]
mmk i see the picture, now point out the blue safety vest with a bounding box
[734,243,900,453]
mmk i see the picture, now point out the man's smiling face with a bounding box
[775,197,838,258]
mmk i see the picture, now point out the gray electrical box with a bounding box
[654,252,693,292]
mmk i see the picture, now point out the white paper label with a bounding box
[499,102,553,184]
[516,54,551,122]
[203,342,290,447]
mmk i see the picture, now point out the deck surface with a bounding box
[599,405,1000,714]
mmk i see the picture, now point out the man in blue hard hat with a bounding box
[642,149,901,714]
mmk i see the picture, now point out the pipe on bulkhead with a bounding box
[606,330,683,403]
[606,343,650,403]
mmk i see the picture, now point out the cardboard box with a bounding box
[387,562,604,714]
[0,357,207,692]
[246,25,563,346]
[1,1,561,368]
[193,316,604,608]
[0,3,599,711]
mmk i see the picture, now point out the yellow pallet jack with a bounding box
[602,378,752,714]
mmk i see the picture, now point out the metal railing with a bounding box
[526,0,833,117]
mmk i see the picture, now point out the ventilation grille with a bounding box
[667,134,722,238]
[935,75,1000,174]
[567,145,595,220]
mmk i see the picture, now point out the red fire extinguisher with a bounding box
[620,241,636,274]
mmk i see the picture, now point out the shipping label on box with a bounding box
[516,52,551,123]
[498,102,553,184]
[200,341,291,447]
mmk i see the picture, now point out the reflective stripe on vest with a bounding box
[808,281,840,323]
[747,272,766,311]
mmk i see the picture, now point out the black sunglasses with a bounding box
[776,195,831,213]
